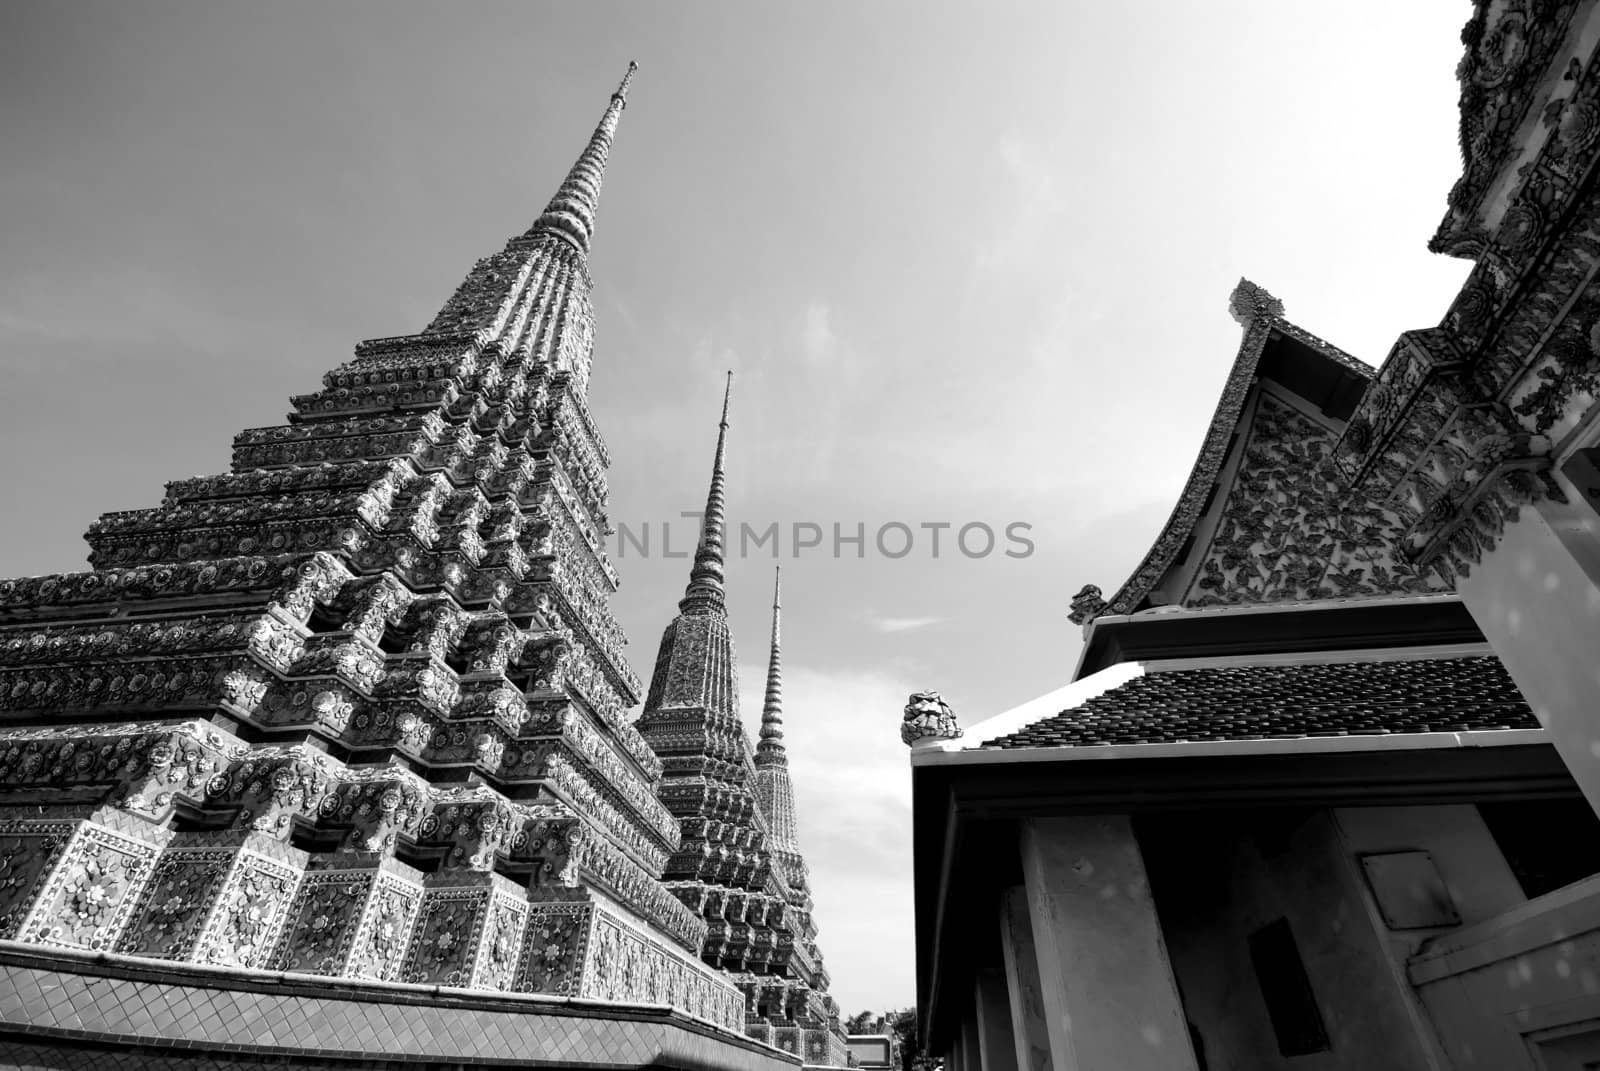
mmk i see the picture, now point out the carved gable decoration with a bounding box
[1185,394,1451,608]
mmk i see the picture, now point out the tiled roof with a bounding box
[981,657,1538,749]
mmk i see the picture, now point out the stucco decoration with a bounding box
[901,692,961,746]
[1228,278,1285,325]
[1434,0,1584,257]
[1096,282,1376,621]
[1188,394,1450,606]
[1067,585,1107,626]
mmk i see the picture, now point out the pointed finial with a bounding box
[615,61,639,104]
[1228,278,1285,327]
[678,375,733,615]
[528,62,640,255]
[757,566,786,765]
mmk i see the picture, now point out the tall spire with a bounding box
[756,567,786,765]
[678,372,733,616]
[528,61,638,255]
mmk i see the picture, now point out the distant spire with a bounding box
[528,61,638,255]
[757,567,786,765]
[678,372,733,615]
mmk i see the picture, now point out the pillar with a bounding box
[1000,886,1052,1071]
[976,969,1019,1071]
[1456,493,1600,816]
[962,1009,983,1071]
[1019,815,1198,1071]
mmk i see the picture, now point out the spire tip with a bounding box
[615,61,639,102]
[677,375,734,615]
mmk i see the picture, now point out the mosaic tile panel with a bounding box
[116,847,233,959]
[471,884,527,991]
[0,822,74,939]
[402,881,495,987]
[21,822,164,951]
[346,870,422,981]
[270,867,376,974]
[192,844,304,969]
[516,900,592,996]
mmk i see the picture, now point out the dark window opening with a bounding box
[377,624,411,655]
[1248,917,1330,1057]
[1478,799,1600,898]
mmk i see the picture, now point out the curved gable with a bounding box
[1095,281,1449,620]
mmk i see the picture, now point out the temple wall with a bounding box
[1142,811,1441,1071]
[1457,486,1600,818]
[1410,874,1600,1069]
[1332,805,1525,956]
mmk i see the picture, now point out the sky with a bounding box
[0,1,1477,1016]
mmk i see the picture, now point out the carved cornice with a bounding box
[1434,0,1587,257]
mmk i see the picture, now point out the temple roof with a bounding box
[1088,279,1449,624]
[979,655,1535,750]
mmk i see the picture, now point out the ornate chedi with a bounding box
[636,389,848,1065]
[0,63,748,1033]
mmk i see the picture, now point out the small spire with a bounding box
[757,567,786,765]
[678,372,733,615]
[528,61,639,255]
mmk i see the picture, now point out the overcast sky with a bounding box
[1,1,1475,1015]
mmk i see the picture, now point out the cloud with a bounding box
[802,301,837,364]
[868,614,945,634]
[972,133,1066,282]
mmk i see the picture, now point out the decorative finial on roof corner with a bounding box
[1229,278,1285,327]
[901,691,961,747]
[1068,583,1107,628]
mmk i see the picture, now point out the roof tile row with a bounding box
[980,657,1537,749]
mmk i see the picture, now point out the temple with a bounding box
[636,386,847,1065]
[0,64,806,1071]
[905,3,1600,1069]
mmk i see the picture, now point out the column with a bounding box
[1019,816,1198,1071]
[1456,493,1600,815]
[962,1009,983,1071]
[976,969,1019,1071]
[1000,886,1052,1071]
